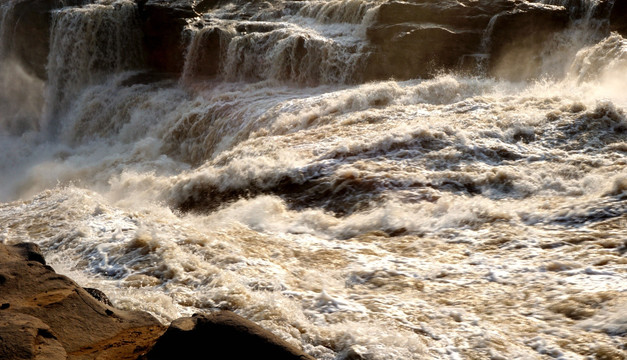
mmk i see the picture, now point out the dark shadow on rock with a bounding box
[142,311,314,360]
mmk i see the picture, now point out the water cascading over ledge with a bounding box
[1,0,627,359]
[152,0,626,83]
[1,0,626,87]
[43,0,144,135]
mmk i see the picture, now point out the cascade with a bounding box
[181,0,378,85]
[0,0,626,359]
[221,26,364,84]
[535,0,616,78]
[182,23,366,85]
[296,0,377,24]
[43,0,143,135]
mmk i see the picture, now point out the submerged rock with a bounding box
[143,311,315,360]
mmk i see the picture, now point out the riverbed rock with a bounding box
[143,311,315,360]
[364,0,501,80]
[0,312,67,360]
[364,0,571,81]
[2,0,82,79]
[487,3,570,80]
[0,242,165,360]
[136,0,198,74]
[609,0,627,36]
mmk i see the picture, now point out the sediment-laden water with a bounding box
[0,0,625,358]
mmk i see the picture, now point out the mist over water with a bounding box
[1,0,626,359]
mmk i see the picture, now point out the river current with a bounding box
[0,0,626,358]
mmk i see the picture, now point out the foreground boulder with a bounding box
[143,312,315,360]
[0,243,165,360]
[0,312,66,360]
[0,242,317,359]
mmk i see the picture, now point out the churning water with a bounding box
[0,0,626,358]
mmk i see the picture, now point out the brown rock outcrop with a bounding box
[487,3,570,80]
[1,0,82,79]
[136,0,199,74]
[609,0,627,36]
[365,24,483,80]
[364,0,571,81]
[0,312,66,360]
[143,312,315,360]
[0,243,165,360]
[0,242,317,359]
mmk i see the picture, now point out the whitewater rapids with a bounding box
[0,0,626,359]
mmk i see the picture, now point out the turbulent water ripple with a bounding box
[1,0,626,359]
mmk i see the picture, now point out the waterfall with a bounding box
[296,0,376,24]
[43,0,143,135]
[182,23,367,85]
[535,0,615,78]
[222,27,365,85]
[1,0,627,359]
[181,24,236,84]
[181,0,380,86]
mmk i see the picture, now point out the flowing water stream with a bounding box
[0,0,626,358]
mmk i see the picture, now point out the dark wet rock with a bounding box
[83,287,113,307]
[194,0,232,13]
[136,0,198,74]
[365,24,483,80]
[487,3,570,80]
[364,0,570,81]
[2,0,83,79]
[184,26,232,78]
[609,0,627,36]
[235,22,285,33]
[143,311,315,360]
[0,242,165,359]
